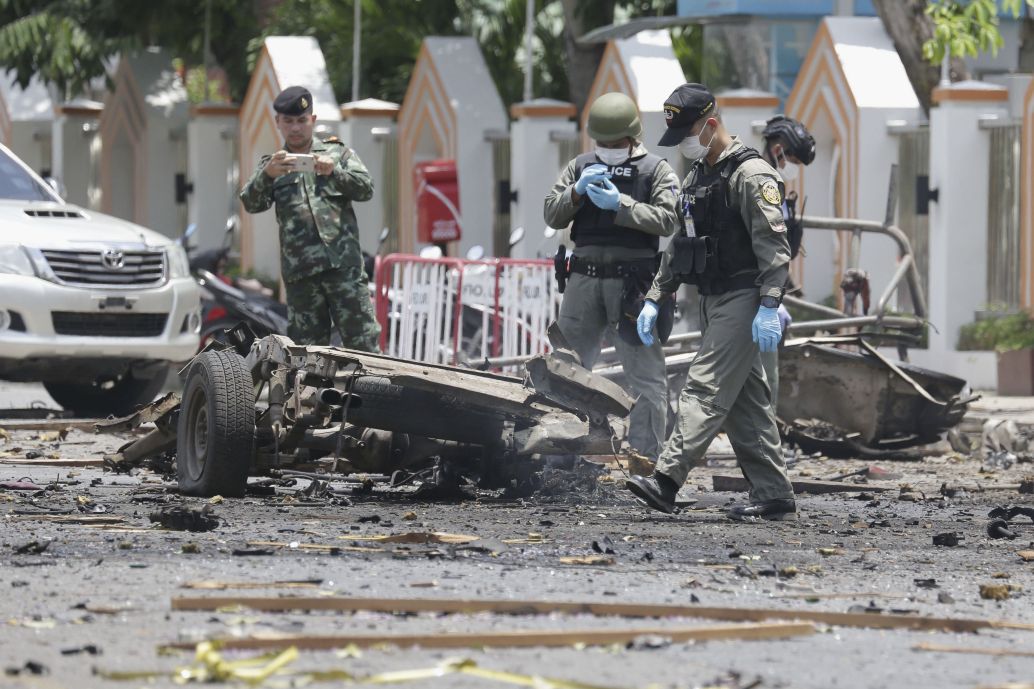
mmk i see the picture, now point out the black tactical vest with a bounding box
[569,152,663,251]
[685,147,767,279]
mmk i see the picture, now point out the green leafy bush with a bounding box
[957,312,1034,352]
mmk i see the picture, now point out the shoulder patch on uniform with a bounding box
[761,180,782,205]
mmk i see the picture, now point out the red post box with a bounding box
[414,159,461,243]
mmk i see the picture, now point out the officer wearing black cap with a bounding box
[543,91,680,463]
[626,83,797,522]
[239,86,381,351]
[758,114,817,404]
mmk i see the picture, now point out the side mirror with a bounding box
[508,226,525,248]
[378,227,390,244]
[543,226,557,239]
[44,177,66,200]
[419,245,443,259]
[465,245,485,261]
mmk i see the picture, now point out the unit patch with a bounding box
[761,180,782,205]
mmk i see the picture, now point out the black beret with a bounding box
[274,86,313,115]
[658,83,716,147]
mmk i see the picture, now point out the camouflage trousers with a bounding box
[283,268,380,351]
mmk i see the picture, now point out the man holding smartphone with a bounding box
[239,86,380,351]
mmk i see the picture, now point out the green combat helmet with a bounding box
[587,92,643,143]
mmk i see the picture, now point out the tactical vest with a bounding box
[569,152,663,251]
[670,147,779,293]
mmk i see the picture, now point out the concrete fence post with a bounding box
[509,99,577,260]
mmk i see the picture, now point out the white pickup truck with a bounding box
[0,144,201,417]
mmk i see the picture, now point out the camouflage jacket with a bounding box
[239,136,374,283]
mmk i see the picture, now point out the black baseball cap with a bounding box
[273,86,313,116]
[658,83,716,146]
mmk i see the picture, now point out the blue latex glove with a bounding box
[777,304,792,333]
[637,300,659,346]
[587,177,621,211]
[752,305,782,353]
[574,164,609,196]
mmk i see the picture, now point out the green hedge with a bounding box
[957,312,1034,352]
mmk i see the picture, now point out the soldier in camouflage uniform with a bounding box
[239,86,380,351]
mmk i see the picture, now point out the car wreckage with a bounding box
[102,324,635,497]
[106,209,977,493]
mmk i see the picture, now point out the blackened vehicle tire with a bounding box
[176,350,255,497]
[44,371,168,418]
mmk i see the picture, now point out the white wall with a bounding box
[339,106,398,255]
[188,110,239,252]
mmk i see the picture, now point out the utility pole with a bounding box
[523,0,534,102]
[352,0,361,102]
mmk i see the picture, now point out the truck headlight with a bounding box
[167,245,190,279]
[0,245,36,276]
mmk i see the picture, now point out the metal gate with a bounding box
[985,121,1022,309]
[894,126,929,313]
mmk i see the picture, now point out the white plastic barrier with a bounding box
[374,255,561,368]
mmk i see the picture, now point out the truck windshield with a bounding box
[0,150,56,202]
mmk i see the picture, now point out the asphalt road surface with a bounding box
[1,418,1033,689]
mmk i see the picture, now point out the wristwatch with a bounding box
[760,295,781,309]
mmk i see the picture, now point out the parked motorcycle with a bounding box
[180,220,288,349]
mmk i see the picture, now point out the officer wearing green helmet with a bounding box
[543,91,680,462]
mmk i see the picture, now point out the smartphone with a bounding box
[285,154,315,173]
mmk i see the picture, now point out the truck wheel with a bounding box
[44,371,167,418]
[176,350,255,498]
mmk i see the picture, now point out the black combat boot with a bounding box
[726,498,797,522]
[625,472,679,514]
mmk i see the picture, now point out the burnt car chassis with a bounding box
[104,325,634,498]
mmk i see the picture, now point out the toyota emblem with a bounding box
[102,249,125,270]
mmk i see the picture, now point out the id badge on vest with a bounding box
[680,192,696,238]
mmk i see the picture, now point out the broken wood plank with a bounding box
[8,514,127,525]
[168,596,1033,633]
[246,541,340,553]
[0,419,99,432]
[0,457,104,467]
[913,642,1034,658]
[161,621,815,652]
[181,580,323,591]
[712,475,893,494]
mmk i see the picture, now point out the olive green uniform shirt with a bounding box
[543,143,680,258]
[647,138,790,302]
[239,137,373,283]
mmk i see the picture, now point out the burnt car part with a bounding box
[113,331,633,498]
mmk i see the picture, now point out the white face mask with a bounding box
[771,148,800,182]
[595,146,630,166]
[779,160,800,182]
[679,122,714,161]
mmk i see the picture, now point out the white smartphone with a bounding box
[286,154,315,173]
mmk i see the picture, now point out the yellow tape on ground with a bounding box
[97,643,643,688]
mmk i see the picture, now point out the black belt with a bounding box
[570,256,656,279]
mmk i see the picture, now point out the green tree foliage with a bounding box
[923,0,1034,65]
[0,0,260,100]
[0,0,691,107]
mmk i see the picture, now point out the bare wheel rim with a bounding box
[187,386,209,481]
